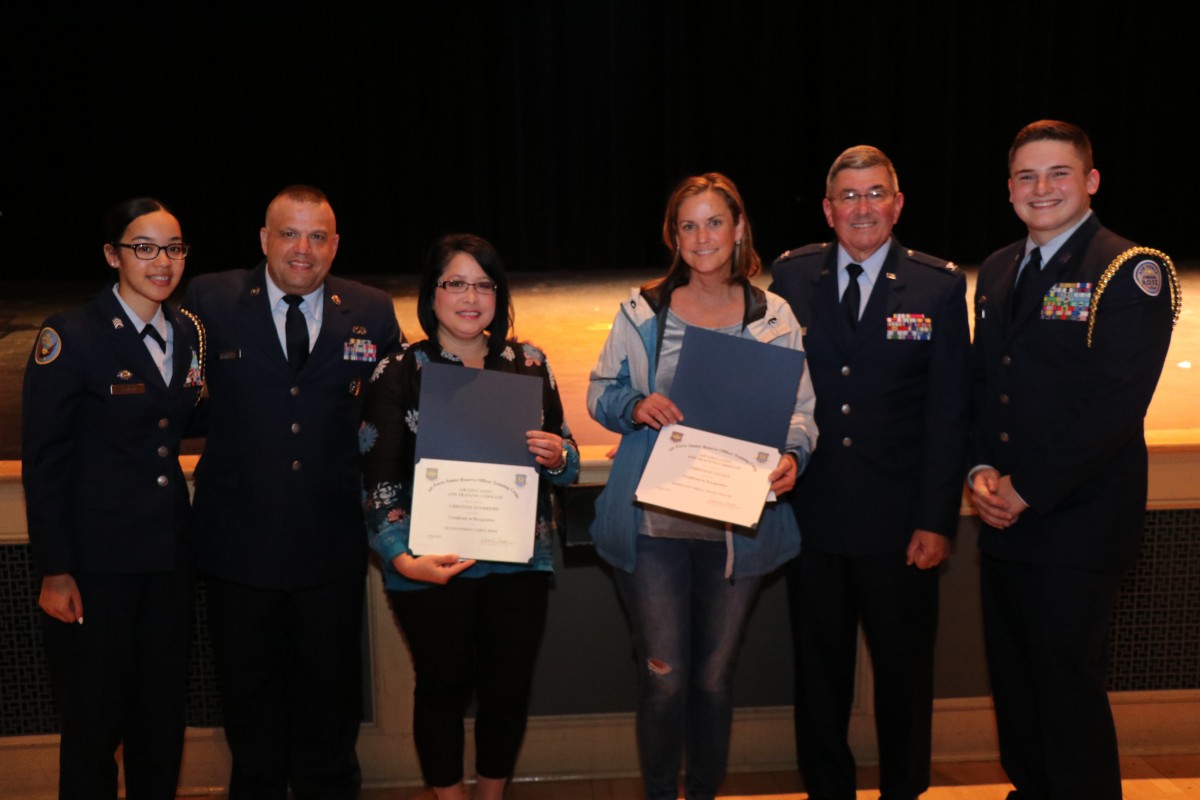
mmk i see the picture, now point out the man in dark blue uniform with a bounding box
[770,146,970,800]
[969,120,1179,800]
[184,186,402,798]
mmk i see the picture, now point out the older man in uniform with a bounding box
[184,186,402,798]
[969,120,1179,800]
[770,146,970,800]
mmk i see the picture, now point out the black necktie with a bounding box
[141,324,166,352]
[1011,246,1041,320]
[842,263,863,330]
[284,295,309,373]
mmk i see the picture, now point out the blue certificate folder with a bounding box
[415,362,542,467]
[670,326,805,449]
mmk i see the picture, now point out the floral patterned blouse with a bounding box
[360,338,580,591]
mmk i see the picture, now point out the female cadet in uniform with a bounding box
[22,198,205,799]
[587,173,817,800]
[359,233,579,800]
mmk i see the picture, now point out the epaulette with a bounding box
[904,248,958,273]
[773,242,830,264]
[1087,247,1181,348]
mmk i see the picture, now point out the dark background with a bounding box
[2,2,1193,281]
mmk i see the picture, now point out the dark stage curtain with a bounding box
[3,2,1192,280]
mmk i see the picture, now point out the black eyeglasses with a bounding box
[114,242,190,260]
[830,189,894,206]
[437,279,498,295]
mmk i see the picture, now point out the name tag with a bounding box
[886,313,932,341]
[344,338,377,362]
[110,383,146,396]
[1041,282,1092,322]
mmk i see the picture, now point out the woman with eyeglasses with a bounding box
[22,197,205,798]
[587,173,817,800]
[359,233,579,800]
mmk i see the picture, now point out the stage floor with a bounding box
[1,265,1196,460]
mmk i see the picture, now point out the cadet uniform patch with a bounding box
[34,327,62,365]
[1041,282,1092,321]
[1133,259,1162,296]
[886,313,932,341]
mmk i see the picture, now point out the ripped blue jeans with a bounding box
[614,535,763,800]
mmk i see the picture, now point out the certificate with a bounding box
[409,458,539,563]
[635,424,780,528]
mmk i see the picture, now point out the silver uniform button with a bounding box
[158,418,170,429]
[999,394,1010,404]
[840,365,851,376]
[841,404,851,415]
[842,437,852,447]
[290,386,301,396]
[156,475,169,487]
[999,432,1010,443]
[1001,355,1012,366]
[291,423,301,434]
[157,445,170,458]
[292,460,302,471]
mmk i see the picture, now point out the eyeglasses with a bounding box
[114,242,191,260]
[437,279,498,295]
[831,189,894,206]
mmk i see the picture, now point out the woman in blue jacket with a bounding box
[587,173,817,800]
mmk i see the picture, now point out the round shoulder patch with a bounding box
[1132,259,1162,297]
[34,326,63,365]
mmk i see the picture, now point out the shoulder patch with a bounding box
[34,327,62,365]
[1087,247,1181,348]
[1132,259,1162,297]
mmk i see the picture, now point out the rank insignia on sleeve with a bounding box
[886,313,933,341]
[1041,282,1092,321]
[34,327,62,365]
[1133,259,1163,296]
[343,338,377,362]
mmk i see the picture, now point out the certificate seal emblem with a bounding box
[670,431,683,443]
[425,467,439,481]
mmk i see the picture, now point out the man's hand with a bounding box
[40,573,83,624]
[969,468,1026,529]
[906,529,950,569]
[632,393,683,430]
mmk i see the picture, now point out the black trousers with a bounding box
[980,555,1123,800]
[785,548,938,800]
[42,568,194,800]
[390,571,550,788]
[206,574,365,800]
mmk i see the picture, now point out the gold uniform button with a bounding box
[291,423,301,434]
[156,475,169,487]
[292,460,302,471]
[157,446,170,458]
